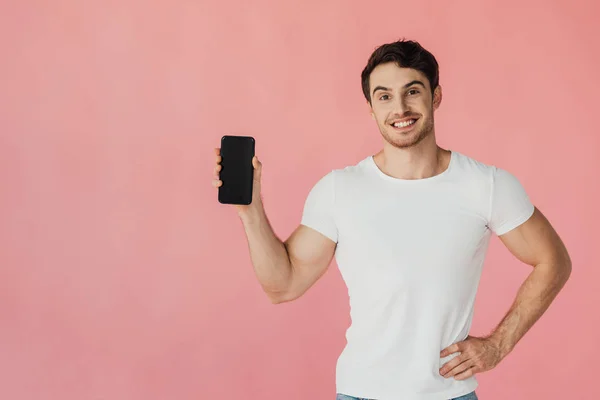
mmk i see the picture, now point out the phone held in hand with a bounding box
[218,135,255,205]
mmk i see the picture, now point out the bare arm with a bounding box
[440,206,572,380]
[239,203,336,304]
[487,206,572,357]
[212,148,337,304]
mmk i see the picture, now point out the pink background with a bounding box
[1,0,598,399]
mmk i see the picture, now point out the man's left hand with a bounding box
[439,335,505,380]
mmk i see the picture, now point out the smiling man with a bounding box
[212,39,572,400]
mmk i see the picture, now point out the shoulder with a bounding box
[305,156,373,198]
[451,150,496,178]
[452,150,520,182]
[450,150,524,194]
[332,155,373,183]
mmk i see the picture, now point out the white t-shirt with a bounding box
[300,150,535,400]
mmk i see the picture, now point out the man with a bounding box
[211,39,571,400]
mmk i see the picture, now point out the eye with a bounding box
[407,89,420,96]
[379,94,390,100]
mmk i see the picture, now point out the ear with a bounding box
[432,85,442,110]
[367,101,375,120]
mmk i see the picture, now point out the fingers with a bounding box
[213,148,222,188]
[440,342,461,358]
[439,353,465,377]
[252,156,262,183]
[213,168,222,186]
[453,365,476,381]
[213,150,222,187]
[213,148,259,189]
[441,357,474,379]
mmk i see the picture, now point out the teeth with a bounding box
[393,119,415,128]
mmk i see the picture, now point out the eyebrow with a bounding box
[372,80,426,96]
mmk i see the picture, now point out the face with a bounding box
[368,63,442,149]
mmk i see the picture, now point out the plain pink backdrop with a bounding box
[1,0,598,399]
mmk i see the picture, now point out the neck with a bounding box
[373,140,450,180]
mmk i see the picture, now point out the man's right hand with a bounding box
[212,147,264,220]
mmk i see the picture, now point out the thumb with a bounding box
[252,156,262,181]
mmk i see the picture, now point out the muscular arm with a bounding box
[240,201,337,304]
[487,207,572,357]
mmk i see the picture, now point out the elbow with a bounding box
[550,244,572,282]
[266,290,282,304]
[561,249,573,279]
[555,253,572,284]
[269,295,285,305]
[264,272,296,304]
[268,293,291,305]
[264,288,293,305]
[563,258,572,281]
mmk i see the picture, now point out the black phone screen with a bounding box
[218,135,255,205]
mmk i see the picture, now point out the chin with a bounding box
[385,131,427,149]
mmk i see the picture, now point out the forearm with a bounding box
[239,200,293,300]
[487,261,571,358]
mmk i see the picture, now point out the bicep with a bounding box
[498,207,570,267]
[281,224,337,302]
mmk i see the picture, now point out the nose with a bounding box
[392,94,409,115]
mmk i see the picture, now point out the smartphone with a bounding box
[218,135,255,205]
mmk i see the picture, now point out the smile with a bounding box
[390,118,418,130]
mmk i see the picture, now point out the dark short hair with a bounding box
[361,39,440,103]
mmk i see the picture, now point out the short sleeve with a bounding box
[300,170,338,243]
[488,167,535,236]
